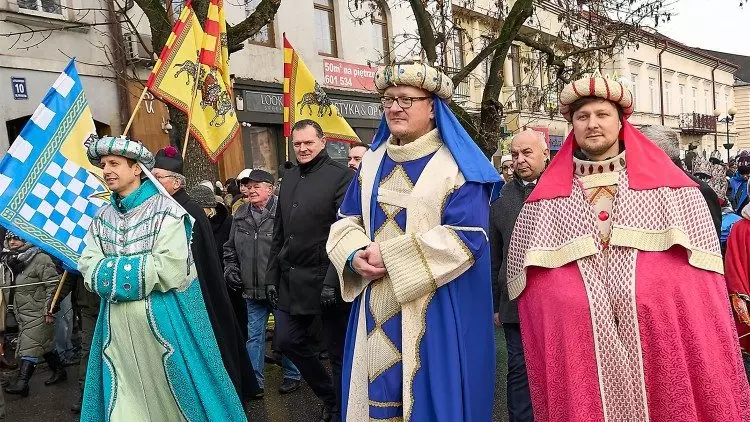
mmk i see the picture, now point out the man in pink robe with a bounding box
[506,75,750,421]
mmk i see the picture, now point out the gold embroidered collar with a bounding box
[387,128,443,163]
[574,151,626,177]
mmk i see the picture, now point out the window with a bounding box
[692,87,697,112]
[481,36,492,83]
[679,84,685,113]
[245,0,275,46]
[314,0,337,56]
[704,89,709,114]
[452,28,465,69]
[169,0,183,23]
[664,81,671,115]
[631,73,638,110]
[19,0,61,14]
[510,45,521,86]
[370,5,390,64]
[648,78,657,113]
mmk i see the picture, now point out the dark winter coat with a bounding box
[224,196,277,300]
[267,150,352,315]
[683,170,722,240]
[490,178,537,324]
[0,244,58,358]
[173,189,259,400]
[209,203,232,268]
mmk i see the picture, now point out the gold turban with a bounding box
[374,61,454,100]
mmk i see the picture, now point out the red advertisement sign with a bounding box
[323,59,377,92]
[531,126,550,148]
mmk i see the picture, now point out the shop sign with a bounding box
[323,60,376,91]
[243,91,284,114]
[549,135,564,150]
[330,98,382,120]
[243,91,382,120]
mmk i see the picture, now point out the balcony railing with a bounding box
[679,113,717,134]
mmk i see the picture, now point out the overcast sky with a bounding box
[657,0,749,56]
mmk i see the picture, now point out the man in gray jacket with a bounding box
[490,129,549,422]
[223,169,302,396]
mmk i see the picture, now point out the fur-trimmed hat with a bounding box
[559,76,634,122]
[374,60,454,100]
[87,136,155,169]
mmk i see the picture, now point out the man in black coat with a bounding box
[266,119,353,422]
[490,129,548,422]
[151,146,260,404]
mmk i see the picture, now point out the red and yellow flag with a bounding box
[146,0,238,162]
[283,35,359,143]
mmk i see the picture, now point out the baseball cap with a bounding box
[246,169,274,185]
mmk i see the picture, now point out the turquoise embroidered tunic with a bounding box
[78,179,245,421]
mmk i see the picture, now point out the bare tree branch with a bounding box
[226,0,281,50]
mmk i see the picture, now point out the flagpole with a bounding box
[123,86,149,136]
[182,54,201,160]
[47,270,68,313]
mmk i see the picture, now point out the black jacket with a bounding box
[173,189,259,400]
[209,203,232,268]
[224,196,277,300]
[266,151,353,315]
[684,170,722,240]
[489,178,536,324]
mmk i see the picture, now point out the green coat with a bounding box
[0,245,58,358]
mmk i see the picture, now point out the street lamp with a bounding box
[715,107,737,164]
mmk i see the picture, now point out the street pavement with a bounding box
[5,329,509,421]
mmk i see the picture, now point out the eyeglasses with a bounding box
[155,174,177,180]
[379,96,431,109]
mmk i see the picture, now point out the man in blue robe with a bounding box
[326,61,499,422]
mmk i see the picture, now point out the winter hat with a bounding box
[189,185,218,208]
[4,231,21,241]
[154,146,184,174]
[247,169,275,185]
[559,75,634,122]
[737,151,750,168]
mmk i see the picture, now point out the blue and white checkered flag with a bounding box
[0,58,108,271]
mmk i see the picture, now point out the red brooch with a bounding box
[598,211,609,221]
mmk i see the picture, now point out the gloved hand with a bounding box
[266,285,279,309]
[320,285,337,308]
[224,267,243,291]
[45,295,60,315]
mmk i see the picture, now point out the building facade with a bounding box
[0,0,122,153]
[1,0,421,181]
[451,1,741,163]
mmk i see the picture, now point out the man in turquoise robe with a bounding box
[327,61,499,421]
[78,136,245,421]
